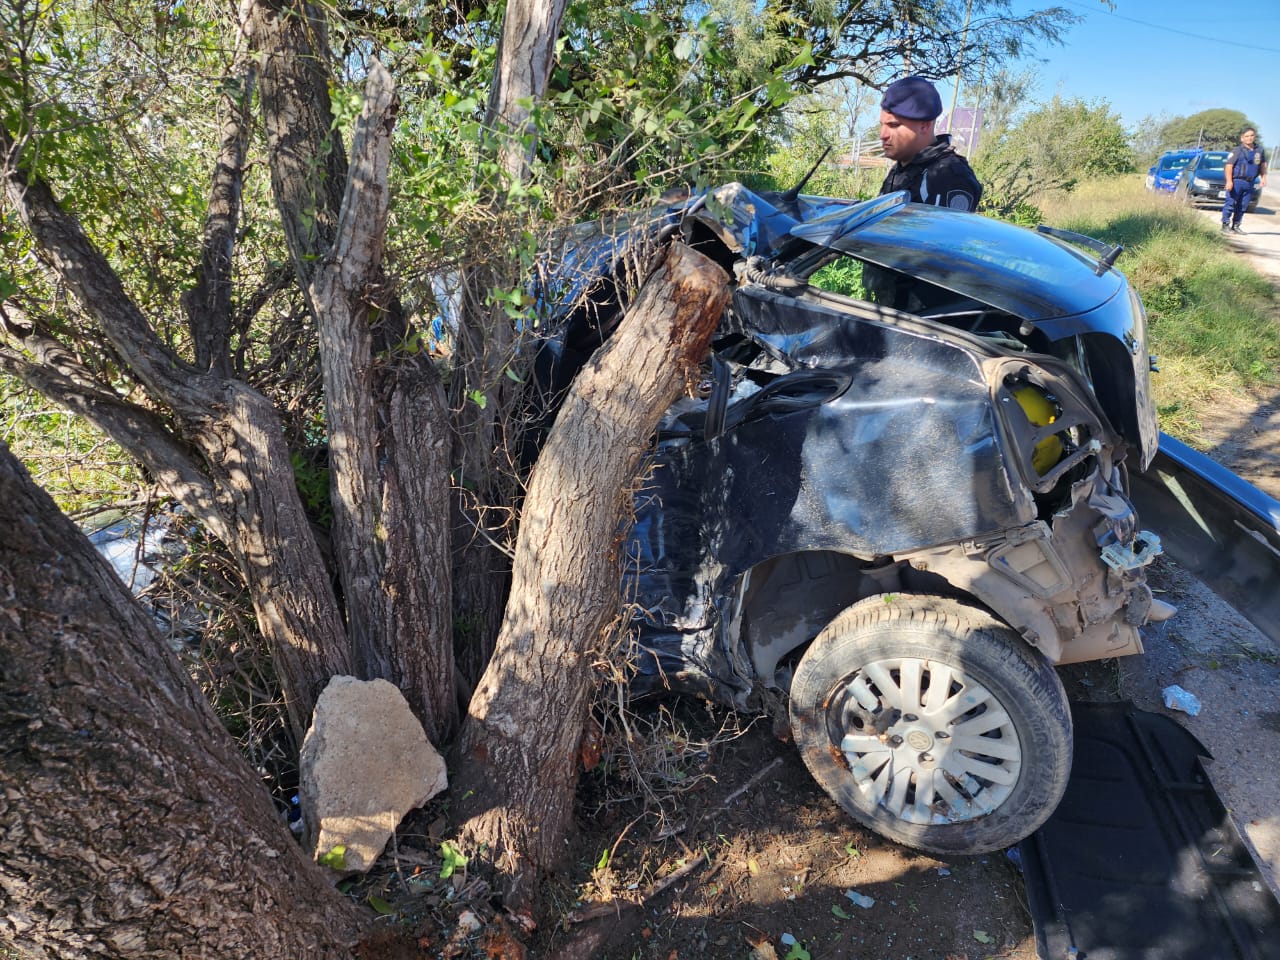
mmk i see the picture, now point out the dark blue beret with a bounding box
[881,76,943,121]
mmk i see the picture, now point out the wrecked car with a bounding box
[542,183,1168,856]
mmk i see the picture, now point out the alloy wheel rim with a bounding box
[831,656,1022,825]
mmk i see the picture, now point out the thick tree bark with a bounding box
[449,0,574,679]
[484,0,569,181]
[0,442,361,958]
[248,0,347,286]
[307,64,456,740]
[452,242,730,914]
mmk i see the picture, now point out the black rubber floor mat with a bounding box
[1017,700,1280,960]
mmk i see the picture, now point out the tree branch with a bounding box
[1,132,219,421]
[183,0,258,377]
[0,339,226,543]
[248,0,348,292]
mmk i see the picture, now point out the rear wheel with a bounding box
[788,594,1071,855]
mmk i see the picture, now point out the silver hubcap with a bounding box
[833,657,1021,825]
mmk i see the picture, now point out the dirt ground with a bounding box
[559,701,1040,960]
[360,697,1042,960]
[356,189,1280,960]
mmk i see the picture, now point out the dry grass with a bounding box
[1040,176,1280,442]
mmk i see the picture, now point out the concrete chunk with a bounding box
[300,676,448,873]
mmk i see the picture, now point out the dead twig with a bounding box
[565,752,784,926]
[720,756,783,808]
[566,853,707,925]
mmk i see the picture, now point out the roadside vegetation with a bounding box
[1039,178,1280,442]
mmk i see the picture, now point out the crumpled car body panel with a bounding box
[543,183,1162,708]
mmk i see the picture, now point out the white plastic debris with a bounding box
[1162,684,1202,716]
[844,889,875,909]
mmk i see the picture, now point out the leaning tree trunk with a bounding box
[451,242,730,916]
[0,442,361,958]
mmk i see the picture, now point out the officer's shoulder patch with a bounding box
[946,191,974,211]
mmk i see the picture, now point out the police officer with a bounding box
[878,76,982,210]
[1222,127,1268,233]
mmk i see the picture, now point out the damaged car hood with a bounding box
[687,184,1158,468]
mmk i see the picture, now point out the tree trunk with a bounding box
[452,242,730,914]
[484,0,570,181]
[0,442,361,958]
[248,0,347,281]
[304,61,457,741]
[251,9,458,740]
[450,0,573,680]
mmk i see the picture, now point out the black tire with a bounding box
[788,594,1072,855]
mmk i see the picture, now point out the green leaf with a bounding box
[440,840,467,879]
[596,849,610,870]
[974,930,994,944]
[673,35,695,61]
[318,845,347,870]
[467,389,488,410]
[784,43,816,70]
[784,943,811,960]
[831,905,851,919]
[367,894,395,915]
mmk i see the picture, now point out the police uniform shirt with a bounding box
[880,135,983,211]
[1226,144,1265,182]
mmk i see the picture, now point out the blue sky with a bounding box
[1004,0,1280,154]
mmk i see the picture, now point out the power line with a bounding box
[1058,0,1280,54]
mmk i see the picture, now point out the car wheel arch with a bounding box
[735,546,1063,692]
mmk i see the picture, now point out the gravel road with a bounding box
[1203,182,1280,281]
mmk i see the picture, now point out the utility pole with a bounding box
[948,0,974,140]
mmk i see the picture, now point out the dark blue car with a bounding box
[1174,150,1262,211]
[545,184,1168,856]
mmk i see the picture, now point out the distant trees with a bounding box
[1158,109,1262,152]
[973,95,1133,217]
[1131,113,1176,168]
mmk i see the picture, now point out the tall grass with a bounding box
[1039,177,1280,442]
